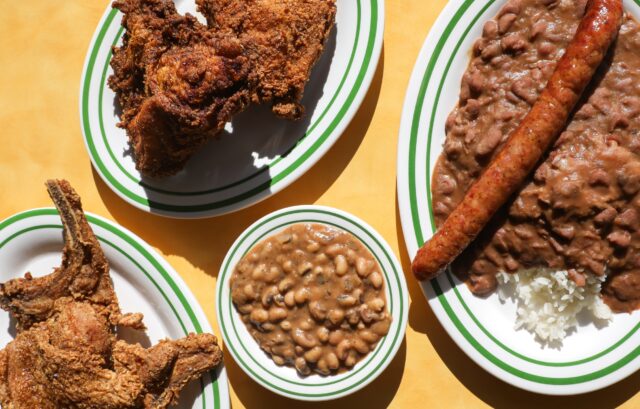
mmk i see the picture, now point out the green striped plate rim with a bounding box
[396,0,640,395]
[216,206,408,401]
[79,0,384,218]
[0,208,230,408]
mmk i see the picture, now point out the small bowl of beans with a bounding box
[216,205,408,401]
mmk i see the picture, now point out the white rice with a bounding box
[496,269,612,344]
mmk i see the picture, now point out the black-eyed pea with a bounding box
[272,355,285,366]
[295,357,311,375]
[292,328,317,349]
[276,232,292,244]
[359,304,374,323]
[262,323,275,331]
[317,327,330,343]
[304,346,323,363]
[357,322,365,330]
[316,358,329,375]
[315,253,329,264]
[307,241,320,253]
[328,309,345,326]
[356,257,373,277]
[284,291,295,307]
[243,283,257,300]
[353,338,370,354]
[283,346,295,359]
[328,330,344,346]
[265,266,282,283]
[345,350,358,367]
[295,345,304,355]
[346,249,357,264]
[294,288,310,304]
[359,329,380,344]
[336,339,352,360]
[300,319,313,331]
[371,318,391,336]
[268,307,288,322]
[261,285,279,307]
[273,294,285,307]
[326,244,342,256]
[251,263,267,280]
[309,301,328,321]
[352,288,363,302]
[326,352,340,370]
[337,294,357,307]
[369,272,383,289]
[313,265,324,276]
[346,309,360,325]
[237,304,253,314]
[282,260,294,274]
[250,308,268,323]
[280,320,292,331]
[298,261,313,275]
[368,298,385,312]
[335,254,348,275]
[278,277,294,293]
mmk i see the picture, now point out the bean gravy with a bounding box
[230,223,391,376]
[432,0,640,312]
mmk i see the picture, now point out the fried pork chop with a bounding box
[196,0,337,119]
[108,0,252,177]
[0,180,222,408]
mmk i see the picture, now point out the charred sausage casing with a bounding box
[412,0,624,281]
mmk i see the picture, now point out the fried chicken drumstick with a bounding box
[109,0,252,177]
[196,0,337,119]
[0,180,222,408]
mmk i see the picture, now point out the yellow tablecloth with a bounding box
[1,1,639,407]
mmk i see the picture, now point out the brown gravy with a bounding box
[432,0,640,312]
[230,223,391,375]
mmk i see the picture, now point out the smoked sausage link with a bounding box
[412,0,624,281]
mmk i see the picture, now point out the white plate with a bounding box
[396,0,640,396]
[79,0,384,218]
[0,208,230,408]
[216,205,408,401]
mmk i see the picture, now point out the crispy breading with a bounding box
[197,0,336,119]
[0,180,222,408]
[108,0,252,177]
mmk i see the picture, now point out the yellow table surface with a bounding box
[1,1,639,408]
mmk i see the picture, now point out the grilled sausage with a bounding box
[412,0,624,281]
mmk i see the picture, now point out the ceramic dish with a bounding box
[79,0,384,218]
[0,208,230,408]
[216,205,408,401]
[396,0,640,395]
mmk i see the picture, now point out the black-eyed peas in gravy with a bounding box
[230,223,391,376]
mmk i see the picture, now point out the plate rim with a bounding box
[0,207,231,408]
[78,0,385,219]
[215,204,409,401]
[395,0,640,396]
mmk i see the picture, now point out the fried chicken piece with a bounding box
[0,180,222,408]
[196,0,336,119]
[0,180,124,331]
[108,0,252,177]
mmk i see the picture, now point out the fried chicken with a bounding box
[108,0,336,177]
[108,0,252,177]
[0,180,223,408]
[196,0,337,119]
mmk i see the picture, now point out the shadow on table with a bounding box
[94,47,384,280]
[224,336,406,409]
[394,193,640,408]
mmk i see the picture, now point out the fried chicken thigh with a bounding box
[0,180,222,408]
[109,0,252,177]
[196,0,337,119]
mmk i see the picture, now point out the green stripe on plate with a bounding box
[406,0,640,384]
[82,0,379,212]
[0,209,221,408]
[218,209,404,397]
